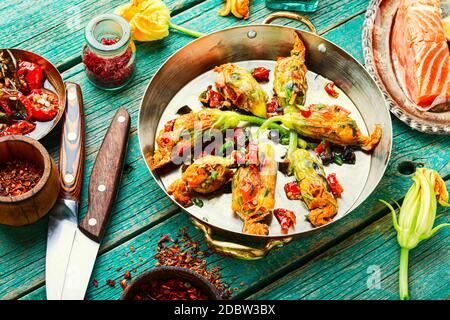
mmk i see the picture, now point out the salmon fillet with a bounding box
[393,0,450,110]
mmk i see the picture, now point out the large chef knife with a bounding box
[46,83,85,300]
[60,107,130,300]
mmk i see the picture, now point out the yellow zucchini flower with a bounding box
[218,0,250,19]
[115,0,203,42]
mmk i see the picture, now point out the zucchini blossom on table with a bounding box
[380,168,449,300]
[115,0,204,41]
[218,0,250,19]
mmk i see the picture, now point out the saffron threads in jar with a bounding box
[0,160,43,197]
[82,14,136,91]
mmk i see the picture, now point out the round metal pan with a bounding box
[1,49,66,140]
[363,0,450,134]
[138,13,392,259]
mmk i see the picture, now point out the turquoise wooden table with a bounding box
[0,0,449,300]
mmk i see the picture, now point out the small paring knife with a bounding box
[46,82,85,300]
[60,107,131,300]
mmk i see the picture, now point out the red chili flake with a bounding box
[157,234,169,246]
[164,119,176,132]
[133,278,208,300]
[130,245,136,253]
[120,279,127,290]
[327,173,344,197]
[274,208,297,234]
[124,270,131,280]
[266,96,279,115]
[0,160,43,197]
[92,279,99,287]
[251,67,270,82]
[299,106,312,118]
[325,82,339,98]
[106,279,116,287]
[284,181,302,200]
[154,227,232,299]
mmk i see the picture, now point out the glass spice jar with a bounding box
[82,14,136,91]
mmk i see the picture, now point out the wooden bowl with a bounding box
[0,135,60,226]
[120,266,223,300]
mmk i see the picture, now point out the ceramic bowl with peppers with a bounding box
[0,49,65,140]
[121,266,223,300]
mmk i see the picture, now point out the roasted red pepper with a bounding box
[274,208,296,234]
[325,82,339,98]
[17,61,44,92]
[251,67,270,82]
[299,106,312,118]
[27,88,59,122]
[327,173,344,197]
[284,181,302,200]
[0,120,35,136]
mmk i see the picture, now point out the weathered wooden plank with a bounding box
[248,200,450,300]
[1,0,375,300]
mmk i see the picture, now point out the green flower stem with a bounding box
[169,22,205,38]
[238,114,289,136]
[288,130,298,158]
[399,247,410,300]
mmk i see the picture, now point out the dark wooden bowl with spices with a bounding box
[121,266,223,300]
[0,135,59,226]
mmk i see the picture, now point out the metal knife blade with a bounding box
[46,83,85,300]
[60,107,131,300]
[46,199,78,299]
[60,229,99,300]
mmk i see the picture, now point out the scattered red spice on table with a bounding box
[154,227,232,299]
[105,279,116,287]
[124,270,131,280]
[92,279,99,287]
[119,279,127,290]
[0,160,43,197]
[133,278,209,300]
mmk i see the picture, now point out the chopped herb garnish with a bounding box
[192,197,204,207]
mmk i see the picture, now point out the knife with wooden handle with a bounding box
[46,82,85,300]
[60,107,130,300]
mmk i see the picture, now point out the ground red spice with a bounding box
[154,227,233,299]
[133,278,209,300]
[0,160,43,197]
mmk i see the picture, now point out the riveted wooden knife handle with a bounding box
[59,82,85,202]
[79,107,130,242]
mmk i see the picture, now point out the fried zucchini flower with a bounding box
[260,104,382,151]
[115,0,203,41]
[274,31,308,109]
[167,156,233,206]
[218,0,250,19]
[288,148,338,227]
[232,143,277,235]
[215,63,269,118]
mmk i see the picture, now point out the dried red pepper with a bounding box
[325,82,339,98]
[0,120,35,137]
[284,181,302,200]
[327,173,344,197]
[274,208,296,234]
[17,61,44,92]
[251,67,270,82]
[26,88,59,122]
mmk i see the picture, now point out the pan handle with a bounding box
[263,11,317,34]
[191,219,292,260]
